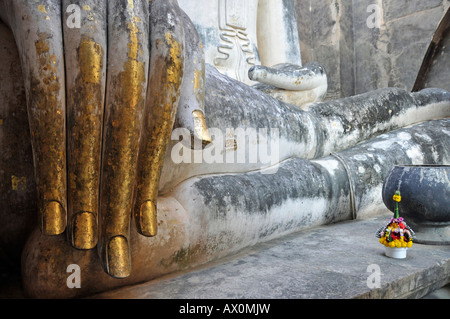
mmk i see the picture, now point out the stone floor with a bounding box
[90,211,450,299]
[1,211,449,299]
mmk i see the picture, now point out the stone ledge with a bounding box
[89,211,450,299]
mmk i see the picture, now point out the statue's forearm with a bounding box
[160,66,450,192]
[204,69,450,162]
[308,87,450,157]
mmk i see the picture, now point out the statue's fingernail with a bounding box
[42,201,66,235]
[139,201,157,237]
[72,212,97,250]
[107,236,131,278]
[192,110,212,146]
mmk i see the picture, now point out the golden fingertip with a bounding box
[107,236,131,279]
[139,200,158,237]
[72,212,97,250]
[42,201,66,235]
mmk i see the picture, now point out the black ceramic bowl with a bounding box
[382,165,450,245]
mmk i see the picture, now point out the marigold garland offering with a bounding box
[376,190,415,249]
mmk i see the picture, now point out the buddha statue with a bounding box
[0,0,449,298]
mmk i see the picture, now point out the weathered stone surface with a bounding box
[0,21,37,272]
[383,6,446,90]
[424,26,450,91]
[295,0,356,99]
[382,0,444,22]
[295,0,449,97]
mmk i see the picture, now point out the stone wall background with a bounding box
[294,0,450,99]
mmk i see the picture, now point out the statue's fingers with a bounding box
[174,5,211,149]
[133,0,185,237]
[1,0,67,235]
[98,0,149,278]
[63,0,107,250]
[248,62,327,91]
